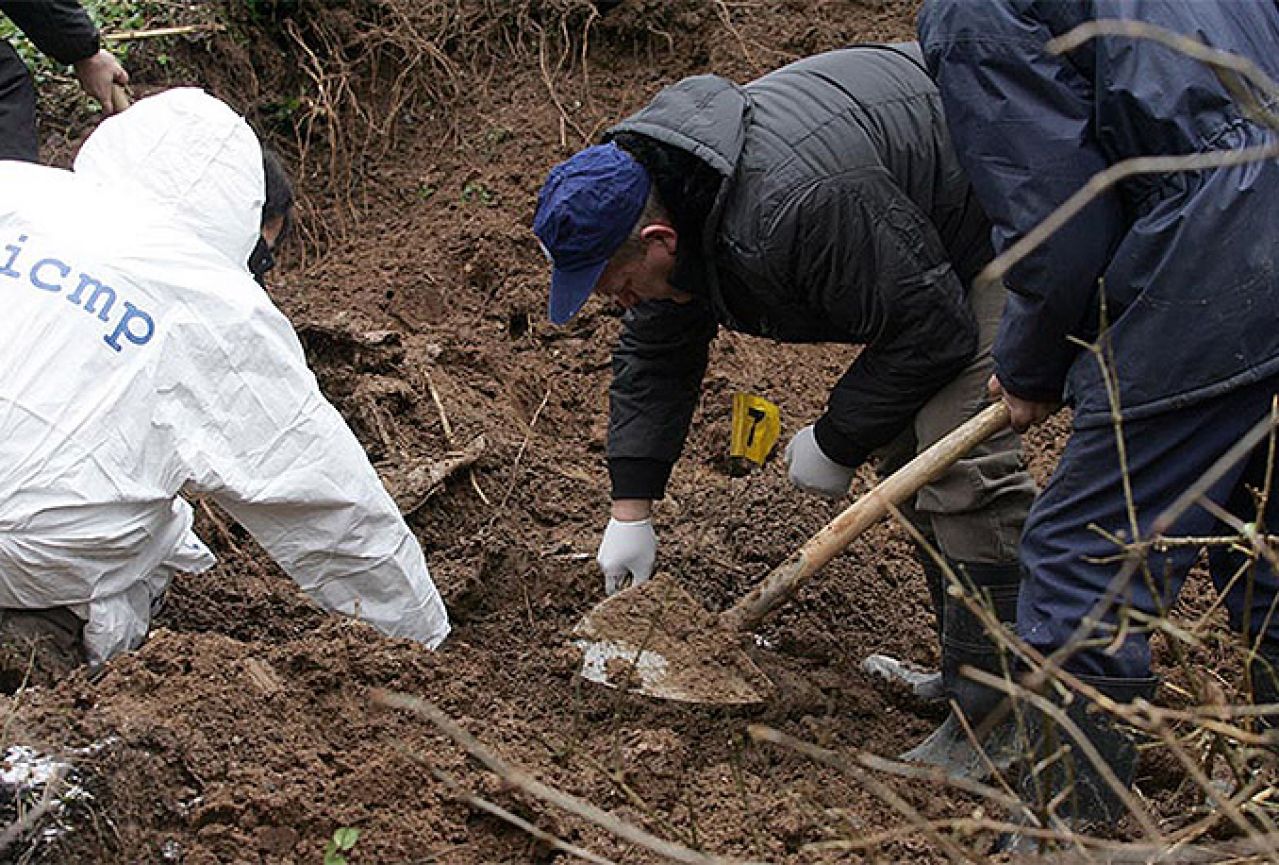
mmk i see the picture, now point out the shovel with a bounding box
[573,400,1011,705]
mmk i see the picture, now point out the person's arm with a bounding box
[1,0,127,114]
[157,299,449,648]
[1,0,99,65]
[919,0,1124,402]
[770,171,979,469]
[607,297,718,500]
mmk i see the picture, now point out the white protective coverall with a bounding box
[0,88,450,664]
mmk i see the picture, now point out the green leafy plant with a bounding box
[461,179,497,207]
[323,826,360,865]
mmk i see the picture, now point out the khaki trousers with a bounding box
[875,277,1036,565]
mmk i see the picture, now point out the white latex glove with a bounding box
[597,517,657,596]
[784,424,855,499]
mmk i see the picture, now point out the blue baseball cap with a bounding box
[533,142,651,325]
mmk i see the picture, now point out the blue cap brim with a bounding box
[548,258,609,325]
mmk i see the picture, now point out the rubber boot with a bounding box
[899,562,1021,778]
[999,674,1159,853]
[862,550,947,702]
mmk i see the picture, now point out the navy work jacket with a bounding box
[920,0,1279,427]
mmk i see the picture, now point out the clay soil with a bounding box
[2,2,1251,863]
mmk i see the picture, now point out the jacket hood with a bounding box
[610,74,748,178]
[73,88,264,268]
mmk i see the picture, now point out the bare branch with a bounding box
[371,690,757,865]
[433,768,620,865]
[976,142,1279,292]
[1049,20,1279,126]
[747,725,979,865]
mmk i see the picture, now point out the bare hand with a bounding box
[73,49,130,116]
[987,374,1060,433]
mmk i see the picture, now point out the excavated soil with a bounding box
[2,1,1257,863]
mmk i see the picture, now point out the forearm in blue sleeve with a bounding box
[920,0,1124,396]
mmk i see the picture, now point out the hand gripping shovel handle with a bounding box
[720,400,1012,633]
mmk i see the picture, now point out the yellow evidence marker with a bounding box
[729,392,781,467]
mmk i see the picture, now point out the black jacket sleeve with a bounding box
[607,297,718,500]
[1,0,100,66]
[772,169,978,467]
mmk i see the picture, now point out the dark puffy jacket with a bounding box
[605,44,994,499]
[1,0,99,66]
[919,0,1279,426]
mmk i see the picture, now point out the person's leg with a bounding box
[914,277,1036,567]
[1020,384,1277,677]
[1013,376,1279,834]
[898,279,1035,772]
[0,42,39,163]
[1204,430,1279,726]
[863,426,952,699]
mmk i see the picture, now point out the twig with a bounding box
[802,818,1175,856]
[419,365,491,506]
[970,661,1279,857]
[1049,20,1279,128]
[536,26,589,147]
[1041,403,1279,689]
[962,668,1163,843]
[433,768,620,865]
[398,435,489,515]
[1154,406,1279,537]
[371,690,756,865]
[978,18,1279,291]
[0,766,65,855]
[747,725,978,865]
[572,749,677,841]
[197,498,245,559]
[976,142,1279,292]
[712,1,754,67]
[103,23,226,42]
[923,569,1279,854]
[496,389,551,512]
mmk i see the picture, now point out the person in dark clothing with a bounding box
[533,45,1037,761]
[920,0,1279,833]
[1,0,128,163]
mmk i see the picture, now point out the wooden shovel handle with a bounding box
[721,400,1011,633]
[111,84,131,113]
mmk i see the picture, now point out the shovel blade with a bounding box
[572,573,772,705]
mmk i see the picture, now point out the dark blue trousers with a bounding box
[1019,375,1279,678]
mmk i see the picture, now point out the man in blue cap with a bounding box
[534,45,1037,770]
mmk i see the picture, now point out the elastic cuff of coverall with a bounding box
[812,416,869,470]
[608,457,673,501]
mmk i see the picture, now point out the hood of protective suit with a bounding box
[74,87,263,269]
[0,88,449,666]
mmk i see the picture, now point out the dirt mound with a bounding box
[4,1,1253,863]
